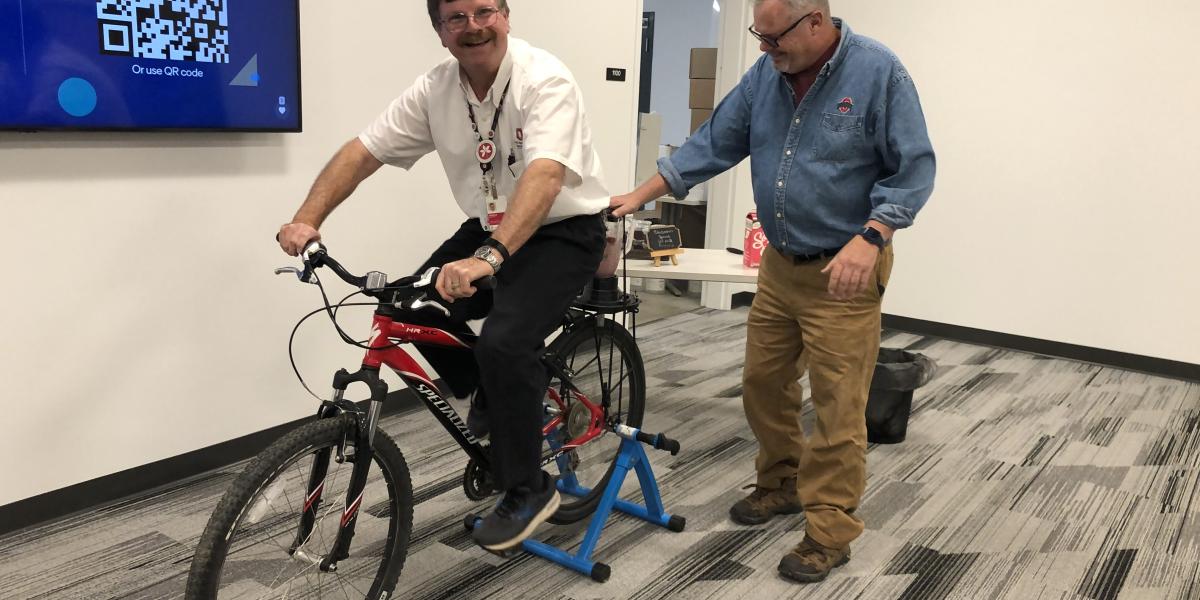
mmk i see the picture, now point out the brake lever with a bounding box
[273,265,317,284]
[274,261,319,284]
[408,295,451,318]
[414,266,439,288]
[389,266,448,315]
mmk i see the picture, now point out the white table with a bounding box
[616,248,759,284]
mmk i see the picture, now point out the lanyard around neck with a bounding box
[466,80,512,175]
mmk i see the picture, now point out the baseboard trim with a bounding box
[882,314,1200,383]
[0,388,424,538]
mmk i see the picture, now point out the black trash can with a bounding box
[865,348,936,444]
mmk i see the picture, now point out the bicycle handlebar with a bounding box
[275,240,497,317]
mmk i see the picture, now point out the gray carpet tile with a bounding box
[1,307,1197,599]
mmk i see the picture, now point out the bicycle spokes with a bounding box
[213,439,401,598]
[540,319,646,525]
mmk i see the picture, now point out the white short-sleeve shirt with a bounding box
[359,38,609,224]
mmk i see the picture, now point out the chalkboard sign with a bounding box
[647,225,682,251]
[647,224,685,266]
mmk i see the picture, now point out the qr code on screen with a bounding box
[96,0,229,63]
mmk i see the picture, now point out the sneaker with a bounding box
[465,390,489,440]
[471,472,560,551]
[777,535,851,583]
[729,476,802,525]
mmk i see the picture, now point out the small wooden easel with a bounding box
[650,247,683,266]
[647,225,684,267]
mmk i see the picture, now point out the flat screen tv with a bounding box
[0,0,301,132]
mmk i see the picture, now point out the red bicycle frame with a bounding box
[356,310,609,468]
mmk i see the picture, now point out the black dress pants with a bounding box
[406,214,604,490]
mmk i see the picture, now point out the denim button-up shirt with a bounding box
[657,20,936,255]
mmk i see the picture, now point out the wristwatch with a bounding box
[473,246,502,273]
[481,237,511,261]
[857,226,887,251]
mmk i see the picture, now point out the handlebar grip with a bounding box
[475,275,497,291]
[275,232,324,256]
[302,241,326,256]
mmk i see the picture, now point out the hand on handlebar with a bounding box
[608,193,644,218]
[273,239,494,316]
[278,222,321,256]
[436,257,495,303]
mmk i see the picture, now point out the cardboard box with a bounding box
[689,48,717,79]
[690,108,713,133]
[688,78,715,109]
[744,211,767,268]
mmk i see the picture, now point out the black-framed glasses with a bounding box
[748,11,815,48]
[441,6,503,34]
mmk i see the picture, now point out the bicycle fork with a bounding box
[291,366,388,572]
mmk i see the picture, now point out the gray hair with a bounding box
[753,0,829,14]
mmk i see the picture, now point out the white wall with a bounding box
[0,0,641,507]
[706,0,1199,365]
[643,0,722,146]
[835,0,1199,364]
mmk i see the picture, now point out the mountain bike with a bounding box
[185,241,645,599]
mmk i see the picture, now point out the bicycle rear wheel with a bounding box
[544,316,645,524]
[186,414,413,600]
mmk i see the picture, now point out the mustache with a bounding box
[460,34,493,45]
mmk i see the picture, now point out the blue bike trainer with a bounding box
[466,424,686,582]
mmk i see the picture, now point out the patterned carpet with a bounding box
[1,307,1198,599]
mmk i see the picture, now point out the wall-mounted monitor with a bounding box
[0,0,302,132]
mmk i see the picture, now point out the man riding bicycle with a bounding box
[276,0,608,552]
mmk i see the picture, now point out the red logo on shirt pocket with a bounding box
[837,97,853,113]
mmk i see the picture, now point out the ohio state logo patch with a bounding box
[476,140,496,163]
[837,97,853,113]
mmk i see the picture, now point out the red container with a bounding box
[743,210,767,268]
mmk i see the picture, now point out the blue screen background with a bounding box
[0,0,301,131]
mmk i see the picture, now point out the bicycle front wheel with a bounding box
[544,316,646,524]
[186,414,413,600]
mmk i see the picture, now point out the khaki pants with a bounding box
[742,244,893,549]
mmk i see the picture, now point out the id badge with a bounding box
[482,194,507,231]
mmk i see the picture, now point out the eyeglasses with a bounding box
[748,11,815,48]
[441,6,503,34]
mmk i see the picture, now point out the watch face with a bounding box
[474,247,499,270]
[861,228,884,247]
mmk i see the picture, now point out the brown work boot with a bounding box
[778,535,851,583]
[729,476,801,525]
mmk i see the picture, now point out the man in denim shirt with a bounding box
[611,0,934,583]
